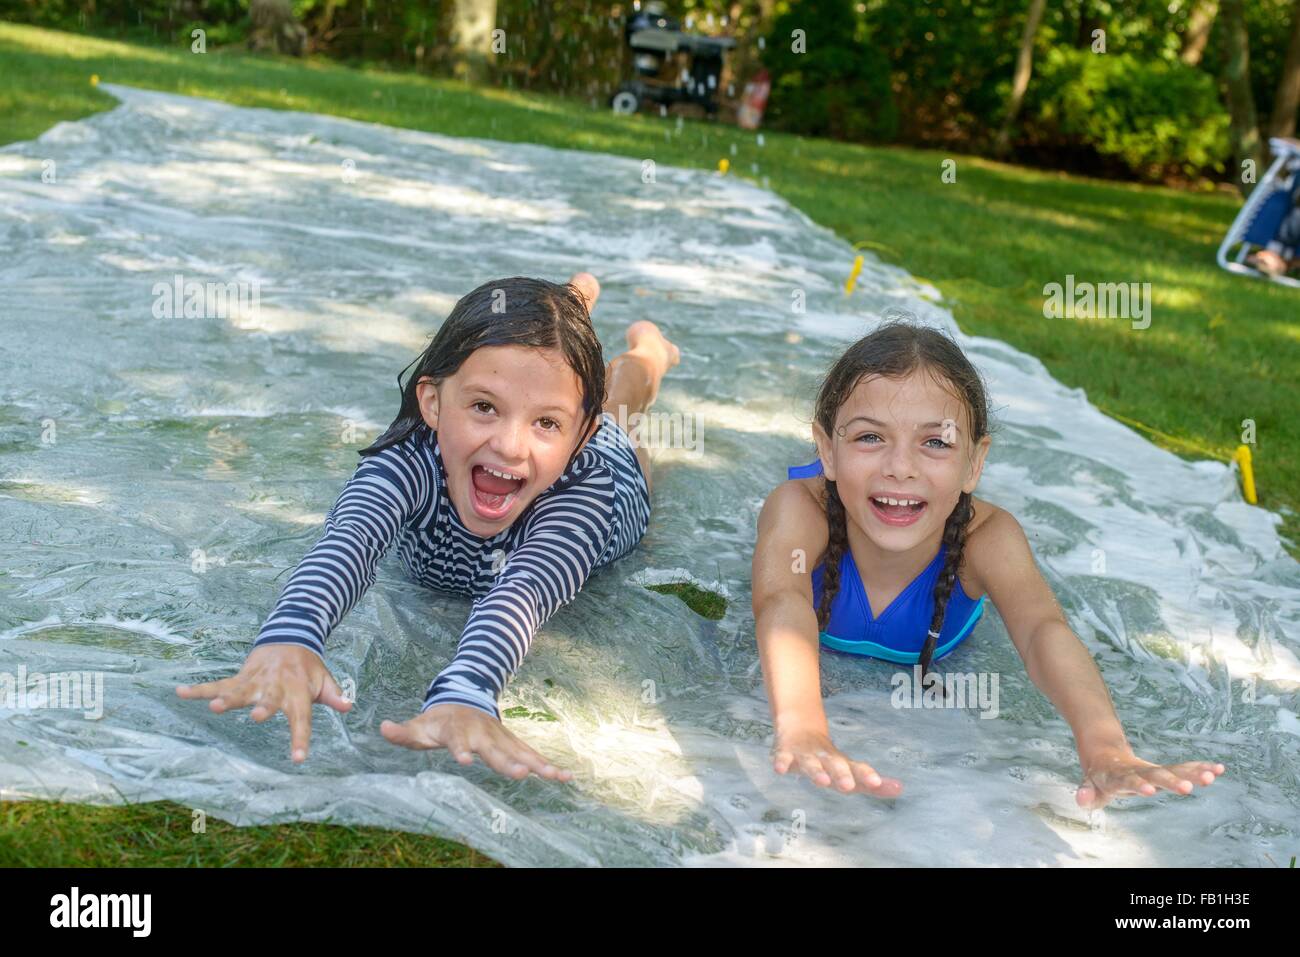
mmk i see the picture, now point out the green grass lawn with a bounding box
[0,797,499,866]
[1,21,1297,867]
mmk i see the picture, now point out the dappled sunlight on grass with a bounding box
[476,85,575,116]
[976,198,1117,237]
[1,22,177,64]
[1264,319,1300,344]
[1149,285,1212,312]
[0,798,501,866]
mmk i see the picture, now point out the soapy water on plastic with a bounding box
[0,85,1297,866]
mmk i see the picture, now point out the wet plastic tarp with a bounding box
[0,85,1297,866]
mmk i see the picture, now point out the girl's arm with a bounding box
[420,466,615,719]
[179,446,426,763]
[966,507,1224,808]
[752,480,902,796]
[252,449,424,657]
[382,463,617,781]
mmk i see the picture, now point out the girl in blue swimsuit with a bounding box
[752,320,1225,809]
[786,457,986,665]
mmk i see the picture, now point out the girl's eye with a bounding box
[539,418,560,431]
[472,401,494,414]
[854,432,882,444]
[925,438,954,450]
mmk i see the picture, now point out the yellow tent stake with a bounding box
[1233,445,1258,504]
[844,255,863,296]
[1096,405,1259,504]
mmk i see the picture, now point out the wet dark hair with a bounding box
[359,276,606,470]
[812,319,994,685]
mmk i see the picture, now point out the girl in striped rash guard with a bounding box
[177,273,679,782]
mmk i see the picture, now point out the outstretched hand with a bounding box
[1077,747,1225,809]
[772,726,903,798]
[382,703,573,782]
[175,643,353,764]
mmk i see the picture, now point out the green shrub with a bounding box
[1023,46,1230,179]
[762,0,898,142]
[0,0,250,43]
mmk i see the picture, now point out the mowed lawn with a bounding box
[0,21,1296,866]
[0,798,500,867]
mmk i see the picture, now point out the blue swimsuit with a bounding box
[787,459,986,663]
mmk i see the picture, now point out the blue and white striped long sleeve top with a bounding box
[251,412,651,719]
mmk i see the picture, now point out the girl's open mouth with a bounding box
[869,495,927,527]
[469,464,526,521]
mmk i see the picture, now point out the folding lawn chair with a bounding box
[1216,137,1300,288]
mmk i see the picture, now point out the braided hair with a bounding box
[812,319,992,688]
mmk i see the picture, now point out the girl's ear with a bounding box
[812,420,837,482]
[416,376,440,431]
[963,434,991,495]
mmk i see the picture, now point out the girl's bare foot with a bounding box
[569,272,601,313]
[624,320,681,408]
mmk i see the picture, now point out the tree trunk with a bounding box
[1268,0,1300,139]
[1220,0,1265,197]
[1180,0,1218,67]
[249,0,307,56]
[450,0,498,84]
[995,0,1048,156]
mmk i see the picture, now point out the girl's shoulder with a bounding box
[960,498,1030,598]
[965,495,1000,540]
[753,477,832,597]
[955,496,1001,599]
[356,429,440,514]
[774,474,832,524]
[520,444,619,527]
[756,476,831,558]
[551,433,619,493]
[538,414,638,502]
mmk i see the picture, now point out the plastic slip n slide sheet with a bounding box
[0,85,1297,866]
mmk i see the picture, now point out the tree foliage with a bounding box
[762,0,898,142]
[1,0,1297,184]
